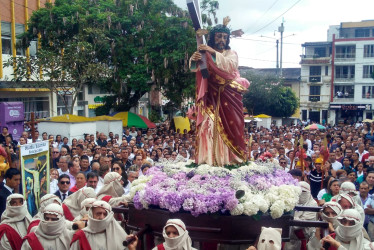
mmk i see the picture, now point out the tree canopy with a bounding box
[243,72,299,118]
[9,0,199,114]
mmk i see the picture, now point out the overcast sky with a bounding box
[174,0,374,69]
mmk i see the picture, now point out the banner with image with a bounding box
[20,141,50,216]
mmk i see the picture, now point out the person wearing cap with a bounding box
[27,194,62,234]
[21,204,74,249]
[62,187,96,221]
[70,200,138,250]
[0,194,31,250]
[97,172,130,207]
[321,209,373,250]
[284,181,317,250]
[152,219,197,250]
[309,157,323,198]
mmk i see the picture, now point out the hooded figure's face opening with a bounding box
[165,225,179,238]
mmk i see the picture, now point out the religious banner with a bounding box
[20,140,50,216]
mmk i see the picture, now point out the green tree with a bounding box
[8,0,199,114]
[243,72,299,117]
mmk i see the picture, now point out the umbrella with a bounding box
[173,116,190,133]
[110,112,156,128]
[304,124,326,130]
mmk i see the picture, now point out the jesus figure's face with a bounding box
[214,32,228,52]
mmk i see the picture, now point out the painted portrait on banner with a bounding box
[20,141,50,216]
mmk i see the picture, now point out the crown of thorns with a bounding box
[210,24,230,35]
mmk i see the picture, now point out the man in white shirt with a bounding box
[329,151,342,171]
[356,143,368,162]
[57,156,69,176]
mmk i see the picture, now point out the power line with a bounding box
[239,56,300,65]
[247,0,281,33]
[249,0,303,35]
[233,36,301,46]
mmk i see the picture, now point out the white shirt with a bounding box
[50,179,58,194]
[356,149,368,162]
[331,161,343,171]
[58,169,69,176]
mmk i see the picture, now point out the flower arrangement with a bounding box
[125,161,301,219]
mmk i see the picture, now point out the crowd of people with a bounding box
[1,119,374,249]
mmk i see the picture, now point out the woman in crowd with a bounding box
[322,179,340,203]
[70,172,87,193]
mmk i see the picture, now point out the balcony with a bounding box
[309,76,321,83]
[332,97,354,102]
[300,55,331,65]
[335,75,355,82]
[335,53,355,62]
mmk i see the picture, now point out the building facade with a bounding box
[300,20,374,125]
[0,0,150,120]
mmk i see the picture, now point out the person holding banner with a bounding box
[0,194,31,250]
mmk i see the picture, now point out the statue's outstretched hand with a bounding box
[191,51,202,61]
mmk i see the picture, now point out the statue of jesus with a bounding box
[190,18,250,166]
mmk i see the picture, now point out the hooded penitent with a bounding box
[257,227,282,250]
[161,219,195,250]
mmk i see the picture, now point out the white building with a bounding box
[300,20,374,125]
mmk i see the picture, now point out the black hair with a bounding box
[5,168,20,179]
[58,174,70,181]
[80,155,89,161]
[68,161,74,169]
[207,31,231,50]
[87,171,99,180]
[76,144,84,150]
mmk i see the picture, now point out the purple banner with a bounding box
[0,102,24,141]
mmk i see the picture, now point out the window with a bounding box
[355,29,370,38]
[314,47,326,57]
[364,45,374,58]
[57,95,73,115]
[335,66,355,80]
[363,65,374,78]
[309,66,321,82]
[335,45,356,59]
[335,85,354,99]
[362,86,374,99]
[1,21,11,55]
[309,85,321,102]
[325,66,329,76]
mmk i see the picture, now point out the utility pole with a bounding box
[278,20,284,77]
[276,39,279,74]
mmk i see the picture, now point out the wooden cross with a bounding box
[187,0,209,79]
[25,112,39,143]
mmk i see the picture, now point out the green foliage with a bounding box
[200,0,219,27]
[148,109,162,123]
[243,72,299,118]
[11,0,199,113]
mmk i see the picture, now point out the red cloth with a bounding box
[70,186,80,193]
[101,195,112,203]
[327,233,337,250]
[294,229,307,250]
[0,224,23,250]
[27,220,40,234]
[23,232,44,249]
[195,53,249,161]
[62,204,75,221]
[71,230,92,250]
[157,243,165,250]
